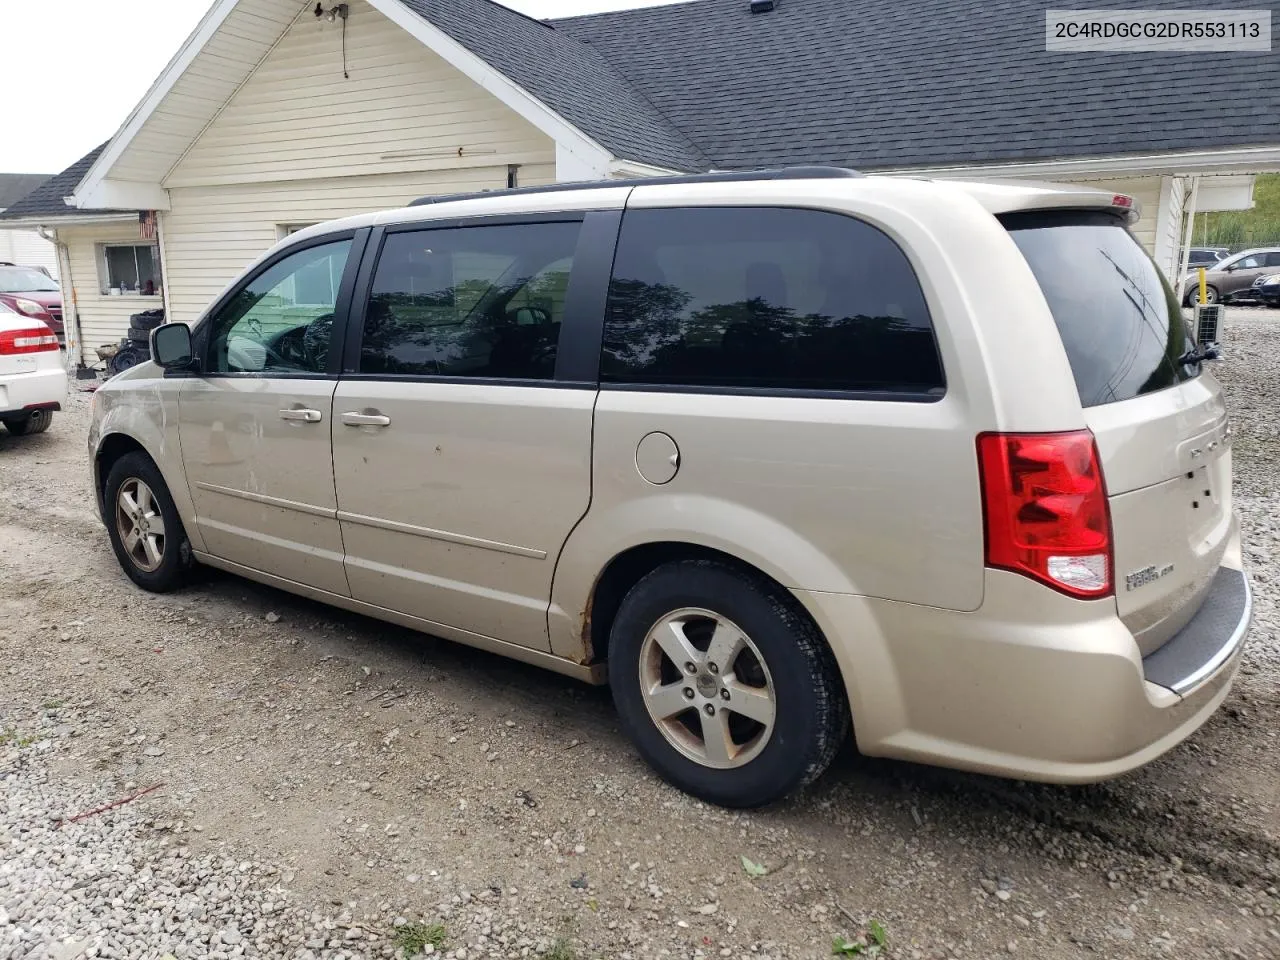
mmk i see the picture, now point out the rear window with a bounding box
[1002,211,1195,407]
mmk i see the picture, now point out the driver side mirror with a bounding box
[151,322,194,370]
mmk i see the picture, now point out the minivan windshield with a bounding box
[1002,211,1195,408]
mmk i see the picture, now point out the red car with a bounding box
[0,264,62,341]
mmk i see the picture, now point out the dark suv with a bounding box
[0,265,62,340]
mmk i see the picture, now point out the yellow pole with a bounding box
[1198,267,1207,306]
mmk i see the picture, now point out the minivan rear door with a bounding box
[1004,212,1233,656]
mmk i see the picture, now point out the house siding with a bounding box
[57,222,163,366]
[165,0,554,189]
[157,0,557,325]
[0,227,58,277]
[1059,175,1163,254]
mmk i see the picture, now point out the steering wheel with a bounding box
[302,313,335,371]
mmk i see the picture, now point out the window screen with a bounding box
[600,207,943,394]
[359,221,580,380]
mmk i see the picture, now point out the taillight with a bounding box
[0,325,60,355]
[977,430,1113,598]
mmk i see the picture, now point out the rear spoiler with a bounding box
[940,178,1142,224]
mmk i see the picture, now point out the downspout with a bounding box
[36,225,83,374]
[1176,177,1201,298]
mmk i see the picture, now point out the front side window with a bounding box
[600,207,943,394]
[358,221,580,380]
[1234,255,1263,269]
[100,243,160,295]
[206,239,352,374]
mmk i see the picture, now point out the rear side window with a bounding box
[1003,212,1195,408]
[359,221,580,381]
[600,207,943,395]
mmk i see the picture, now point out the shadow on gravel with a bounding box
[179,564,1280,893]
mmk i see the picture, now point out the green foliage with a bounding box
[1192,173,1280,250]
[832,919,888,956]
[393,921,447,955]
[543,936,579,960]
[741,855,769,877]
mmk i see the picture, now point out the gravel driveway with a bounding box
[2,310,1278,960]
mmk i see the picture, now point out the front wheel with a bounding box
[1,409,53,436]
[104,452,193,592]
[608,560,849,808]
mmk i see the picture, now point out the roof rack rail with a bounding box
[408,165,861,207]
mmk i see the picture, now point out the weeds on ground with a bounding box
[832,918,888,956]
[393,921,447,955]
[41,699,64,710]
[0,728,37,748]
[542,935,579,960]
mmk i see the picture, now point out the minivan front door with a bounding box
[331,219,596,649]
[179,236,358,596]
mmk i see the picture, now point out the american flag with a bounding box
[139,210,157,240]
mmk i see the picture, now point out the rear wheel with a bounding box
[608,560,848,808]
[104,452,193,592]
[1,409,53,436]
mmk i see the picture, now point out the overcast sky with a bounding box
[0,0,688,175]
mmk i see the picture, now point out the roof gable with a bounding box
[555,0,1280,170]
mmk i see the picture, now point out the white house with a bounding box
[3,0,1277,368]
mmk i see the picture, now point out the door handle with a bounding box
[279,408,322,422]
[342,411,391,427]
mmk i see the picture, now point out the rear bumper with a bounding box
[795,552,1250,784]
[0,367,66,418]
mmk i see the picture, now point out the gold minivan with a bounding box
[90,170,1250,807]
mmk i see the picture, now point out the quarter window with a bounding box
[205,239,352,375]
[600,207,943,394]
[358,221,580,380]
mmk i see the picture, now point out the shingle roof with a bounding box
[0,173,51,210]
[0,144,133,221]
[552,0,1280,170]
[397,0,707,171]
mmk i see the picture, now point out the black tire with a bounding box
[129,311,165,331]
[608,559,849,808]
[1,409,53,436]
[128,325,152,342]
[103,451,194,592]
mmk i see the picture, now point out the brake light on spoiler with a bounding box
[977,431,1113,598]
[0,325,60,355]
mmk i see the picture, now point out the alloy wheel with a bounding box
[638,607,776,769]
[115,477,166,573]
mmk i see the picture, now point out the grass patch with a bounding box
[0,728,37,748]
[543,936,579,960]
[393,921,447,955]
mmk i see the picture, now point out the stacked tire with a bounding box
[108,309,165,377]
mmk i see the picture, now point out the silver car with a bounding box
[88,170,1250,807]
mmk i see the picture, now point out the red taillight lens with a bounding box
[0,324,60,355]
[977,431,1113,598]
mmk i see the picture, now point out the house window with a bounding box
[99,243,160,295]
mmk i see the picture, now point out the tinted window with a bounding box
[1265,252,1280,267]
[1003,212,1194,408]
[600,207,942,394]
[207,239,351,374]
[359,222,580,380]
